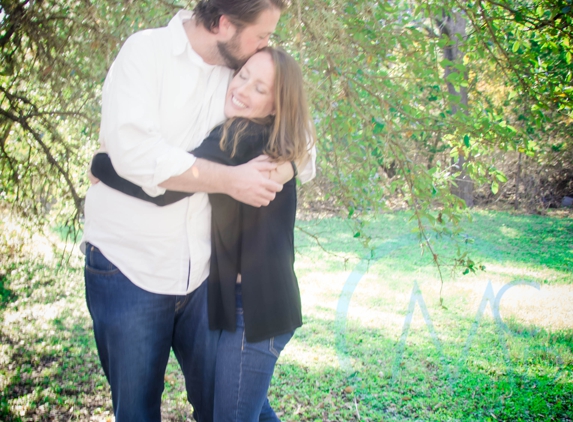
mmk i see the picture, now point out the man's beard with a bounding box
[217,33,246,69]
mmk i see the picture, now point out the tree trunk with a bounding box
[515,152,522,209]
[438,11,474,207]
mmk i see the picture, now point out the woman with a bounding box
[91,47,315,421]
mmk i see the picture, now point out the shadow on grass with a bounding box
[296,212,573,279]
[459,211,573,275]
[2,210,572,420]
[0,316,110,422]
[282,312,573,421]
[0,266,20,311]
[4,304,570,421]
[0,259,112,422]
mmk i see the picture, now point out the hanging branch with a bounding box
[0,107,84,212]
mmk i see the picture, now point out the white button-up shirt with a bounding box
[82,11,316,295]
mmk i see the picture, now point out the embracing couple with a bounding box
[82,1,316,421]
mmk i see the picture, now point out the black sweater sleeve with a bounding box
[90,121,269,206]
[90,153,191,206]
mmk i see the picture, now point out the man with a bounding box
[82,1,313,421]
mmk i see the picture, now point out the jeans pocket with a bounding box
[85,243,120,276]
[268,331,294,358]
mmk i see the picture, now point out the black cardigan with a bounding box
[91,120,302,342]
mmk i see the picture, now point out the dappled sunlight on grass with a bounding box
[4,300,65,333]
[499,225,521,239]
[0,253,113,421]
[281,339,340,370]
[478,262,569,283]
[1,211,572,421]
[288,212,573,420]
[345,307,406,331]
[298,272,349,320]
[498,284,573,330]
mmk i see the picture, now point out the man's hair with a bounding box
[194,0,287,32]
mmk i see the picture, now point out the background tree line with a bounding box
[1,0,571,268]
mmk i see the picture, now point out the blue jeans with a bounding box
[214,286,294,422]
[84,243,219,422]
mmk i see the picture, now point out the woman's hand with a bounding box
[88,154,100,185]
[88,169,100,185]
[265,158,295,184]
[250,155,295,183]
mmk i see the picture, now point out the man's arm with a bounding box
[160,156,283,207]
[100,32,282,207]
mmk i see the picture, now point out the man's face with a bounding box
[217,7,281,69]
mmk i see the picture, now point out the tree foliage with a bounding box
[274,0,571,269]
[0,0,571,272]
[0,0,181,233]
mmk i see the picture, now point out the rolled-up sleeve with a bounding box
[99,32,195,197]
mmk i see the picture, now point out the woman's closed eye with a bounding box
[224,51,275,119]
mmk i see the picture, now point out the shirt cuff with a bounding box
[144,150,196,197]
[297,145,317,184]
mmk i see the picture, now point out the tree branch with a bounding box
[0,107,83,213]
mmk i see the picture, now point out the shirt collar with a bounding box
[168,10,217,70]
[168,10,193,57]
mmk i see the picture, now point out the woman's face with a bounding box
[224,51,275,119]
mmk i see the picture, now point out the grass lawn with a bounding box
[1,210,572,421]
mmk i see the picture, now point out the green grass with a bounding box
[1,210,572,421]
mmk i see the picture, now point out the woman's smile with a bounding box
[224,51,276,119]
[231,95,248,109]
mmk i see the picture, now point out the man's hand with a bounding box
[226,155,283,207]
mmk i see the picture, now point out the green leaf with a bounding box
[491,181,499,195]
[463,135,471,148]
[514,12,524,23]
[440,59,454,68]
[372,117,385,134]
[437,36,451,48]
[445,72,460,83]
[495,173,508,183]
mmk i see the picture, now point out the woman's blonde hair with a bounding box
[220,47,315,166]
